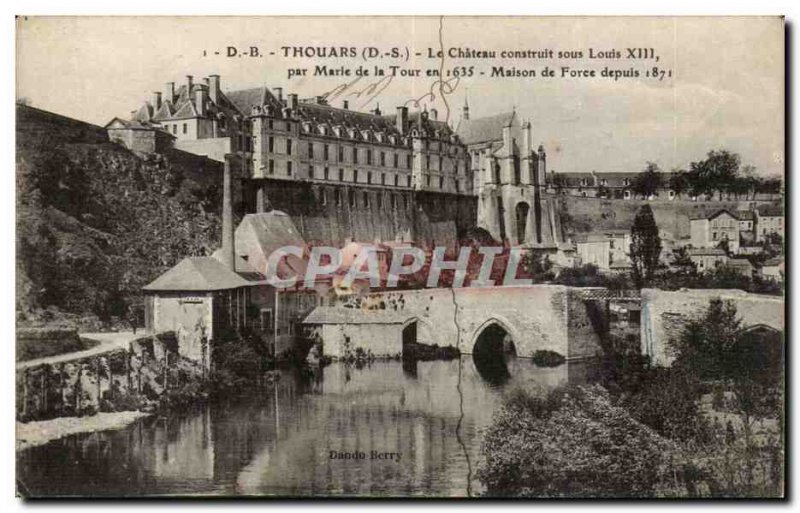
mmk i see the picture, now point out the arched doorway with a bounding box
[472,322,517,385]
[515,202,530,244]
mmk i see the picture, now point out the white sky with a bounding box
[16,16,784,176]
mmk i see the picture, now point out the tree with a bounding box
[630,205,662,287]
[631,162,662,199]
[669,300,784,491]
[671,298,741,380]
[688,150,741,200]
[668,168,690,198]
[669,246,697,275]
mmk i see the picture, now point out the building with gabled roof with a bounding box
[143,156,321,366]
[761,256,784,282]
[690,209,740,254]
[755,204,784,243]
[725,257,755,277]
[686,247,728,272]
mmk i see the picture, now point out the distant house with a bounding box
[755,204,784,243]
[605,229,632,264]
[738,245,764,256]
[609,260,633,275]
[686,248,728,272]
[548,170,677,200]
[725,257,755,277]
[574,234,611,271]
[737,209,755,232]
[105,117,174,153]
[689,209,740,254]
[761,257,784,282]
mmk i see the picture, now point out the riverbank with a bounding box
[16,411,151,451]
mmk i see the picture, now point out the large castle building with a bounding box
[107,74,560,248]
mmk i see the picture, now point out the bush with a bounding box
[620,367,710,442]
[530,350,565,367]
[210,328,268,394]
[554,264,631,289]
[478,385,673,497]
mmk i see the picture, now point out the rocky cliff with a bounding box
[16,105,224,328]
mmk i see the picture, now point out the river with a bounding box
[17,356,598,497]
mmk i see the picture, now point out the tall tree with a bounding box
[631,162,662,199]
[630,204,662,287]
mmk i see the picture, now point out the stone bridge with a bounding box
[303,285,612,360]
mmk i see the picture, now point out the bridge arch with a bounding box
[400,316,439,348]
[469,317,521,385]
[468,316,523,354]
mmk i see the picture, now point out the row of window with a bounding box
[265,161,415,186]
[267,136,415,169]
[264,137,466,174]
[268,119,459,153]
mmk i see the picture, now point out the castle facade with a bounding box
[108,74,560,247]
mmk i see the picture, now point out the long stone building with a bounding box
[109,74,560,248]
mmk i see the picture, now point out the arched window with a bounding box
[515,202,530,244]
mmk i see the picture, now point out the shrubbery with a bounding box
[530,350,565,367]
[210,328,270,394]
[479,385,673,497]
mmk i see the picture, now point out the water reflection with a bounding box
[18,357,598,497]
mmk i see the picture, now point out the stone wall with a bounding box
[334,285,601,359]
[246,179,478,247]
[318,323,404,359]
[641,288,785,366]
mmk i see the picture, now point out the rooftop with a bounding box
[455,111,515,146]
[302,306,410,325]
[686,248,727,256]
[143,256,250,292]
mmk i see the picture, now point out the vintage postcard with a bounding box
[15,16,785,498]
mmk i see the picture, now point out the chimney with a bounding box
[273,87,283,102]
[221,154,236,272]
[430,108,438,121]
[208,74,220,104]
[164,82,175,103]
[396,106,408,134]
[186,75,194,94]
[343,100,349,110]
[152,92,162,110]
[195,87,207,116]
[289,93,298,110]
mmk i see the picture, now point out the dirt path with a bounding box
[16,331,139,370]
